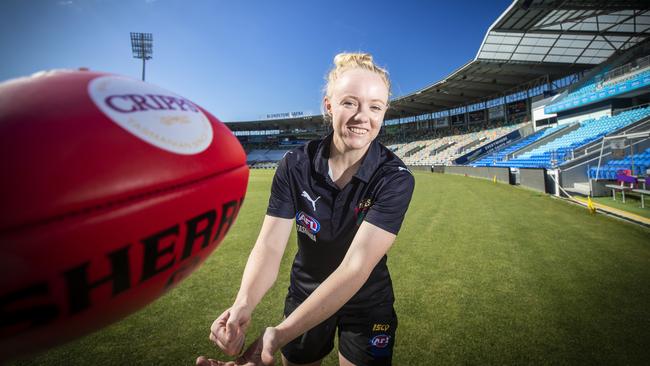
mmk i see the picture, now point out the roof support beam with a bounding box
[389,103,432,114]
[424,93,468,103]
[397,100,456,110]
[438,89,488,99]
[523,3,649,11]
[489,62,584,76]
[528,10,610,31]
[495,28,647,38]
[413,98,460,108]
[459,71,532,84]
[442,80,510,92]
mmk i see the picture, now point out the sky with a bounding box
[0,0,512,122]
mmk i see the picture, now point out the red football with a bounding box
[0,70,249,360]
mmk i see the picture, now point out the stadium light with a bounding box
[130,32,153,81]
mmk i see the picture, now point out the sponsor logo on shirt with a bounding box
[370,334,391,348]
[354,198,373,226]
[301,191,321,212]
[372,323,390,332]
[295,211,320,242]
[370,334,392,357]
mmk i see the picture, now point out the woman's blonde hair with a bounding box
[322,52,391,120]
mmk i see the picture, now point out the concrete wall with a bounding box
[422,165,554,194]
[431,165,445,173]
[519,168,549,193]
[407,165,432,172]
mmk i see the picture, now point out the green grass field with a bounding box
[9,170,650,366]
[591,194,650,219]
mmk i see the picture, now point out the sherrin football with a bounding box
[0,70,249,360]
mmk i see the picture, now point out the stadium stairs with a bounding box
[431,141,455,155]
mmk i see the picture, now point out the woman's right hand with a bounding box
[209,305,252,356]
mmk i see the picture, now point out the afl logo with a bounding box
[370,334,391,349]
[88,75,213,155]
[296,211,320,234]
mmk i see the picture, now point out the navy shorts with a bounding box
[281,295,397,366]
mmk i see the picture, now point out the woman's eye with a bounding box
[342,101,356,107]
[371,105,383,111]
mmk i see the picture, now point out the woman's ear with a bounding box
[323,96,332,116]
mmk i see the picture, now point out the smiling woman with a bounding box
[198,53,415,366]
[324,54,391,189]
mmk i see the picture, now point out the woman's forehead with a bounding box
[333,69,388,101]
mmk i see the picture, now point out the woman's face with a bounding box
[325,68,389,152]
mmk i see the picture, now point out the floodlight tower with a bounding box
[130,32,153,81]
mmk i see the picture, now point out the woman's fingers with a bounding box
[196,355,228,366]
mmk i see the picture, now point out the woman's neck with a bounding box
[327,134,370,189]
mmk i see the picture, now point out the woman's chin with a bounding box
[343,135,371,150]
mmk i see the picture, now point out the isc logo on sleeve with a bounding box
[372,323,390,331]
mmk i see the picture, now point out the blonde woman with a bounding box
[198,52,414,366]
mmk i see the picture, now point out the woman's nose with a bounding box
[354,107,371,123]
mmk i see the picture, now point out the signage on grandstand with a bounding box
[266,111,306,120]
[545,74,650,114]
[454,129,522,165]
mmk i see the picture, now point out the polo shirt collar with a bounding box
[314,132,381,184]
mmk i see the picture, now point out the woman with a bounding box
[197,52,414,366]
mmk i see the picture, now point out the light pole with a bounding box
[130,32,153,81]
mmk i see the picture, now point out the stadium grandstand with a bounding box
[226,0,650,201]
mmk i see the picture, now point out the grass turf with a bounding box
[8,170,650,366]
[591,194,650,219]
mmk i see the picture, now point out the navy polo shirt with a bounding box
[266,133,415,309]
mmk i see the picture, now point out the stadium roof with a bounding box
[386,0,650,119]
[478,0,650,64]
[226,0,650,128]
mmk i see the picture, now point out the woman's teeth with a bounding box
[348,127,367,135]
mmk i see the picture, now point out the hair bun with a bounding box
[334,53,374,69]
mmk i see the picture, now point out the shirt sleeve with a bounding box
[363,170,415,235]
[266,154,296,219]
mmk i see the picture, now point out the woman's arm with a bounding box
[206,221,398,365]
[209,215,293,356]
[234,215,294,309]
[275,220,396,345]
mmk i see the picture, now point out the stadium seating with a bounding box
[472,124,568,167]
[588,148,650,179]
[246,149,291,165]
[491,107,650,169]
[387,123,525,166]
[546,55,650,114]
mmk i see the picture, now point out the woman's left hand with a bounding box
[196,327,282,366]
